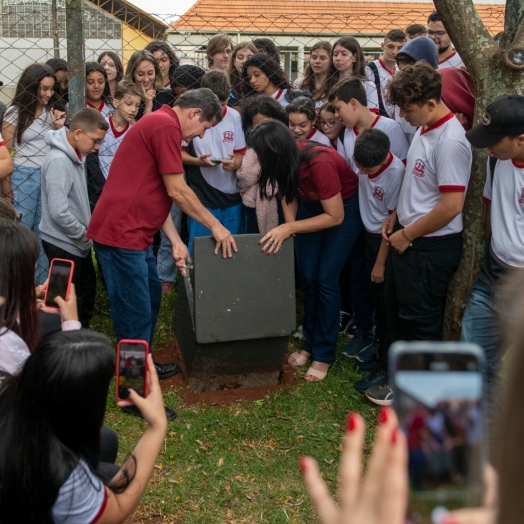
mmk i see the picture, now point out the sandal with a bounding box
[304,365,328,382]
[288,351,309,368]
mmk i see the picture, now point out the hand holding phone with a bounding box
[116,340,149,401]
[44,258,74,308]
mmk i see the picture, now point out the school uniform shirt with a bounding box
[182,106,246,208]
[340,115,409,172]
[297,144,358,202]
[0,132,4,146]
[365,59,397,118]
[305,128,332,147]
[362,78,380,113]
[397,111,472,237]
[438,51,464,69]
[86,100,114,119]
[87,105,184,250]
[271,88,290,108]
[482,157,524,268]
[4,106,55,167]
[358,152,405,234]
[99,115,132,179]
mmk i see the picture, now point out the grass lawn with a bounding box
[92,282,378,523]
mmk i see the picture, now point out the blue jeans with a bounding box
[187,203,244,258]
[294,194,362,363]
[94,242,161,346]
[157,203,182,283]
[460,283,503,388]
[12,165,48,284]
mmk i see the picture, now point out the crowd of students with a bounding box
[0,7,524,522]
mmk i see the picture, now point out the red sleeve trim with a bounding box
[181,145,188,151]
[388,209,395,215]
[369,108,380,114]
[482,196,491,204]
[233,147,246,154]
[0,141,5,147]
[439,185,466,193]
[90,487,108,524]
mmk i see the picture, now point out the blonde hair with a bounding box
[124,50,164,91]
[206,34,233,69]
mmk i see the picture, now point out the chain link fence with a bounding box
[0,0,504,286]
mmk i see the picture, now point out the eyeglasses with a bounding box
[427,30,447,37]
[80,129,104,146]
[318,118,340,128]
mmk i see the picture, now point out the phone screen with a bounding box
[395,353,483,524]
[44,260,73,307]
[117,342,148,399]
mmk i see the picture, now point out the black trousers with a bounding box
[41,240,97,329]
[382,230,463,372]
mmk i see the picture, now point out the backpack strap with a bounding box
[489,156,497,186]
[367,62,389,118]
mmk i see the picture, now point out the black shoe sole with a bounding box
[154,361,180,380]
[121,404,178,421]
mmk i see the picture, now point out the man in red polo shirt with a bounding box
[88,88,237,384]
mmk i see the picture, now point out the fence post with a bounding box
[51,0,60,59]
[65,0,85,115]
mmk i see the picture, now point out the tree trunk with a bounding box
[433,0,524,339]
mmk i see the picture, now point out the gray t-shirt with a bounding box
[4,106,54,168]
[52,460,106,524]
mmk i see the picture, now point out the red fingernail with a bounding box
[379,407,389,425]
[391,427,398,444]
[347,412,357,432]
[299,456,308,473]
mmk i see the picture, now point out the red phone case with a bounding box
[116,339,149,402]
[43,258,75,309]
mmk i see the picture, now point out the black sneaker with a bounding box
[154,361,180,380]
[355,339,379,363]
[347,323,357,338]
[354,369,388,393]
[366,383,394,406]
[122,404,178,421]
[341,329,373,359]
[355,356,380,374]
[339,311,353,334]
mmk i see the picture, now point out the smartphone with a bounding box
[44,258,74,308]
[116,340,149,401]
[209,158,223,163]
[390,342,485,524]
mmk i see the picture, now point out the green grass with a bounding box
[91,281,377,523]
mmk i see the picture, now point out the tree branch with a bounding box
[433,0,496,80]
[504,0,524,45]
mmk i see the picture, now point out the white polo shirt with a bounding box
[182,106,246,194]
[438,51,464,69]
[87,100,114,119]
[366,59,397,118]
[341,115,409,172]
[99,115,132,179]
[271,88,290,108]
[483,157,524,267]
[358,152,405,234]
[305,128,332,147]
[397,112,472,236]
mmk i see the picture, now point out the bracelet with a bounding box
[401,229,413,246]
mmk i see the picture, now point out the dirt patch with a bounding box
[152,339,297,407]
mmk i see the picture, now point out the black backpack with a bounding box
[367,62,390,118]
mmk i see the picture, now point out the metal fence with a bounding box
[0,0,505,285]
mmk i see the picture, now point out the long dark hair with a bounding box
[0,219,40,350]
[0,330,121,523]
[241,94,288,138]
[248,120,299,203]
[145,40,180,70]
[97,51,124,83]
[8,63,57,144]
[242,53,290,98]
[229,41,257,96]
[301,41,332,101]
[85,61,112,103]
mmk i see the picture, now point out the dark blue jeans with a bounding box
[294,194,362,363]
[94,242,161,345]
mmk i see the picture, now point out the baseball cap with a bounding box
[466,94,524,148]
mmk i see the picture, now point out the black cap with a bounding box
[466,94,524,148]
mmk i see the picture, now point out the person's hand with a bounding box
[442,464,498,524]
[50,108,66,129]
[302,407,408,524]
[211,221,237,258]
[141,85,155,112]
[388,230,412,254]
[371,261,385,283]
[38,282,79,322]
[172,240,192,276]
[382,213,395,244]
[1,192,14,203]
[199,153,219,167]
[221,155,235,172]
[259,224,293,255]
[118,354,167,430]
[455,112,468,126]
